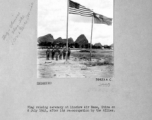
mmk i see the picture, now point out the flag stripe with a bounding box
[69,8,92,17]
[69,8,93,15]
[79,5,92,11]
[69,7,93,13]
[69,10,92,17]
[69,10,92,15]
[69,12,92,17]
[69,5,93,13]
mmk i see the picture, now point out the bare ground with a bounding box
[37,52,113,78]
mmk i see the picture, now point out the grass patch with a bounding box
[84,60,113,67]
[71,49,113,66]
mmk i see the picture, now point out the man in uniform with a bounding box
[51,47,55,60]
[54,46,60,61]
[46,47,51,60]
[62,46,66,60]
[67,47,71,59]
[59,47,63,60]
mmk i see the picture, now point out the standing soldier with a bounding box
[54,46,60,61]
[59,47,63,60]
[46,47,51,60]
[62,46,66,59]
[67,47,71,59]
[51,47,55,60]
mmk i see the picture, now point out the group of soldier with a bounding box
[46,46,71,61]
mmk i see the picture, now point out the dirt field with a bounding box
[37,49,114,78]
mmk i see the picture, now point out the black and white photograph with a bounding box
[1,0,152,119]
[37,0,113,78]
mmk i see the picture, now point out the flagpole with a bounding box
[90,12,94,61]
[66,0,69,61]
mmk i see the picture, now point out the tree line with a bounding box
[38,34,113,49]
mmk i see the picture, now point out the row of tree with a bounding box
[37,34,113,49]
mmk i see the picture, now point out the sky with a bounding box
[38,0,113,45]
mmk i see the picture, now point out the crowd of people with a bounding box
[46,46,71,61]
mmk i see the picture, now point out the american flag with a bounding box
[69,0,93,17]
